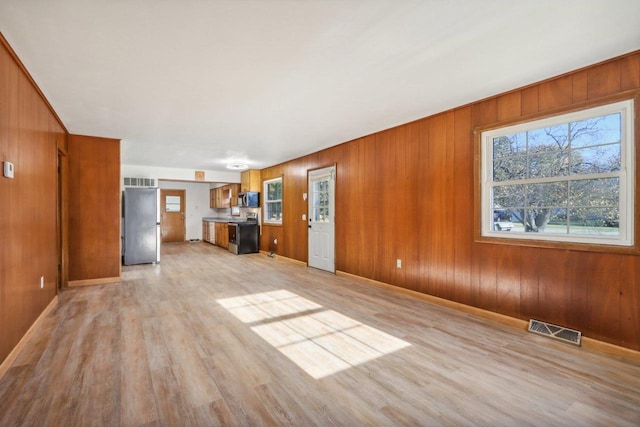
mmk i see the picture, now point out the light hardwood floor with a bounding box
[1,242,639,426]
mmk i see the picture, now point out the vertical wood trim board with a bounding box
[68,134,121,283]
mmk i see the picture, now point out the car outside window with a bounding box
[480,99,634,247]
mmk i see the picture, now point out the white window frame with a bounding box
[263,177,283,225]
[480,99,635,247]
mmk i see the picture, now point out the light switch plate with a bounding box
[3,161,14,178]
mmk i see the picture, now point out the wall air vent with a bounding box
[528,319,581,346]
[123,177,156,188]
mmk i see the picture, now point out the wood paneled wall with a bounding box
[0,35,65,364]
[68,134,121,285]
[261,51,640,350]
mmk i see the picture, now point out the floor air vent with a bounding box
[528,319,581,346]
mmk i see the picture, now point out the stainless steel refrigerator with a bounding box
[123,187,160,265]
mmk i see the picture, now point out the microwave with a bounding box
[238,192,260,208]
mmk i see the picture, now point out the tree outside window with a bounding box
[264,177,283,224]
[481,99,634,247]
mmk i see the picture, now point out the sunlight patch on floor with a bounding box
[217,290,410,379]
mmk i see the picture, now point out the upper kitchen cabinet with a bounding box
[241,170,261,192]
[217,187,226,208]
[210,186,225,208]
[229,184,240,207]
[210,184,241,208]
[210,187,223,208]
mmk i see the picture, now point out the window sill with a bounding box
[475,233,640,255]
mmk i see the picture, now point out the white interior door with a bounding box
[308,166,335,272]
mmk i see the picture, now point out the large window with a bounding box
[480,99,635,247]
[263,177,283,225]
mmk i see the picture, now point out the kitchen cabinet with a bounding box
[210,187,225,208]
[202,221,208,241]
[202,220,215,244]
[214,184,241,208]
[229,184,240,207]
[210,189,216,208]
[217,187,225,208]
[215,222,229,248]
[241,170,261,192]
[219,186,229,208]
[210,184,241,209]
[203,219,228,248]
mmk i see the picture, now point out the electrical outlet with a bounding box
[396,259,402,269]
[274,238,278,245]
[40,276,44,288]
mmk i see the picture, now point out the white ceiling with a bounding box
[1,1,639,173]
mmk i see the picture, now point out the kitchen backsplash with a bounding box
[211,207,260,220]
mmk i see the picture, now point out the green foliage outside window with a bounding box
[264,178,283,223]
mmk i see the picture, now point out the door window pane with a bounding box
[312,178,330,222]
[166,196,180,212]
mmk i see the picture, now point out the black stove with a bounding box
[228,218,259,255]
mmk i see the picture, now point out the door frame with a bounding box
[160,189,186,243]
[57,149,68,291]
[307,164,336,273]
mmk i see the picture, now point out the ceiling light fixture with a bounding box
[226,162,248,170]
